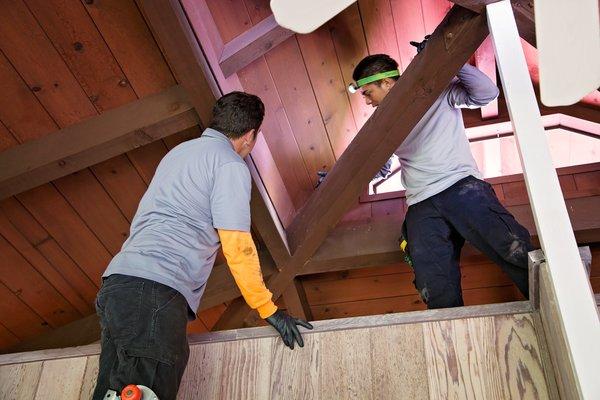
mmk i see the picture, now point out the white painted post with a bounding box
[486,1,600,398]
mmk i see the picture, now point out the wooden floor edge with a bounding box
[0,300,532,366]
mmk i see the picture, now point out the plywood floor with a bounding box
[0,312,553,400]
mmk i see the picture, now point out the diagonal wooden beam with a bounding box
[0,85,198,200]
[215,5,491,329]
[219,15,294,78]
[137,0,216,123]
[286,6,489,257]
[448,0,503,13]
[450,1,536,46]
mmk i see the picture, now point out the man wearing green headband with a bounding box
[351,46,532,309]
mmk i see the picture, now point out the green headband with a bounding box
[348,70,400,93]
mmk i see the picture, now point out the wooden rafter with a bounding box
[212,5,491,329]
[219,15,294,78]
[450,1,536,46]
[0,85,197,200]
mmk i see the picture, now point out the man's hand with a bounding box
[410,34,431,54]
[266,310,313,349]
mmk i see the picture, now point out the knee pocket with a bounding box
[414,273,462,306]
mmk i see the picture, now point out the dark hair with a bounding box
[208,91,265,139]
[352,54,399,85]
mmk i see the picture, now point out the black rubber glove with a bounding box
[410,34,431,54]
[266,310,313,349]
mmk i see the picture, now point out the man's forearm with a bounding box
[218,229,277,318]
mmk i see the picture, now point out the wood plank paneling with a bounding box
[424,315,549,399]
[370,324,429,399]
[304,262,513,305]
[0,362,43,400]
[297,28,357,159]
[390,0,427,72]
[54,169,130,255]
[178,341,226,399]
[17,185,112,285]
[78,355,99,400]
[0,212,92,315]
[81,0,175,96]
[20,0,157,223]
[0,0,97,133]
[0,283,51,341]
[0,53,56,143]
[0,235,81,327]
[0,197,99,304]
[23,0,136,112]
[263,38,337,185]
[269,333,320,398]
[0,324,20,350]
[494,314,550,399]
[0,309,554,398]
[237,60,313,207]
[34,358,87,399]
[421,0,452,34]
[82,0,177,184]
[0,121,18,153]
[359,0,402,64]
[310,284,520,320]
[320,328,373,399]
[90,156,147,222]
[329,4,372,129]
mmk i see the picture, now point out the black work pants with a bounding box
[404,175,532,308]
[92,274,190,400]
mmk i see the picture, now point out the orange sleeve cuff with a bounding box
[217,229,277,319]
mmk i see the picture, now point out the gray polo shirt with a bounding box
[395,64,499,206]
[104,128,251,316]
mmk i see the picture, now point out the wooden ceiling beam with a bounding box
[219,15,294,78]
[286,6,488,257]
[137,0,217,123]
[212,5,491,330]
[0,85,198,200]
[449,1,536,46]
[305,194,600,275]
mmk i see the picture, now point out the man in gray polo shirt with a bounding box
[93,92,312,400]
[350,49,532,309]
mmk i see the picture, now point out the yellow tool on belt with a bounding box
[399,234,413,268]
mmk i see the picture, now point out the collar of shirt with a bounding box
[202,128,234,149]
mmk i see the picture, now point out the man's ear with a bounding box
[382,78,396,91]
[243,129,255,143]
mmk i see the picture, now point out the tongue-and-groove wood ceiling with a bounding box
[0,0,598,352]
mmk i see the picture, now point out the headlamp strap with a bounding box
[355,70,400,88]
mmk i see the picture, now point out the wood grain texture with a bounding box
[269,333,320,399]
[0,85,195,200]
[265,7,490,309]
[538,262,580,399]
[494,314,549,399]
[424,315,549,399]
[177,341,226,399]
[320,328,373,399]
[78,355,99,400]
[370,324,429,399]
[0,361,43,400]
[34,358,87,399]
[220,15,294,77]
[1,310,554,399]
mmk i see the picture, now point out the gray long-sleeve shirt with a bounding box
[394,64,499,206]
